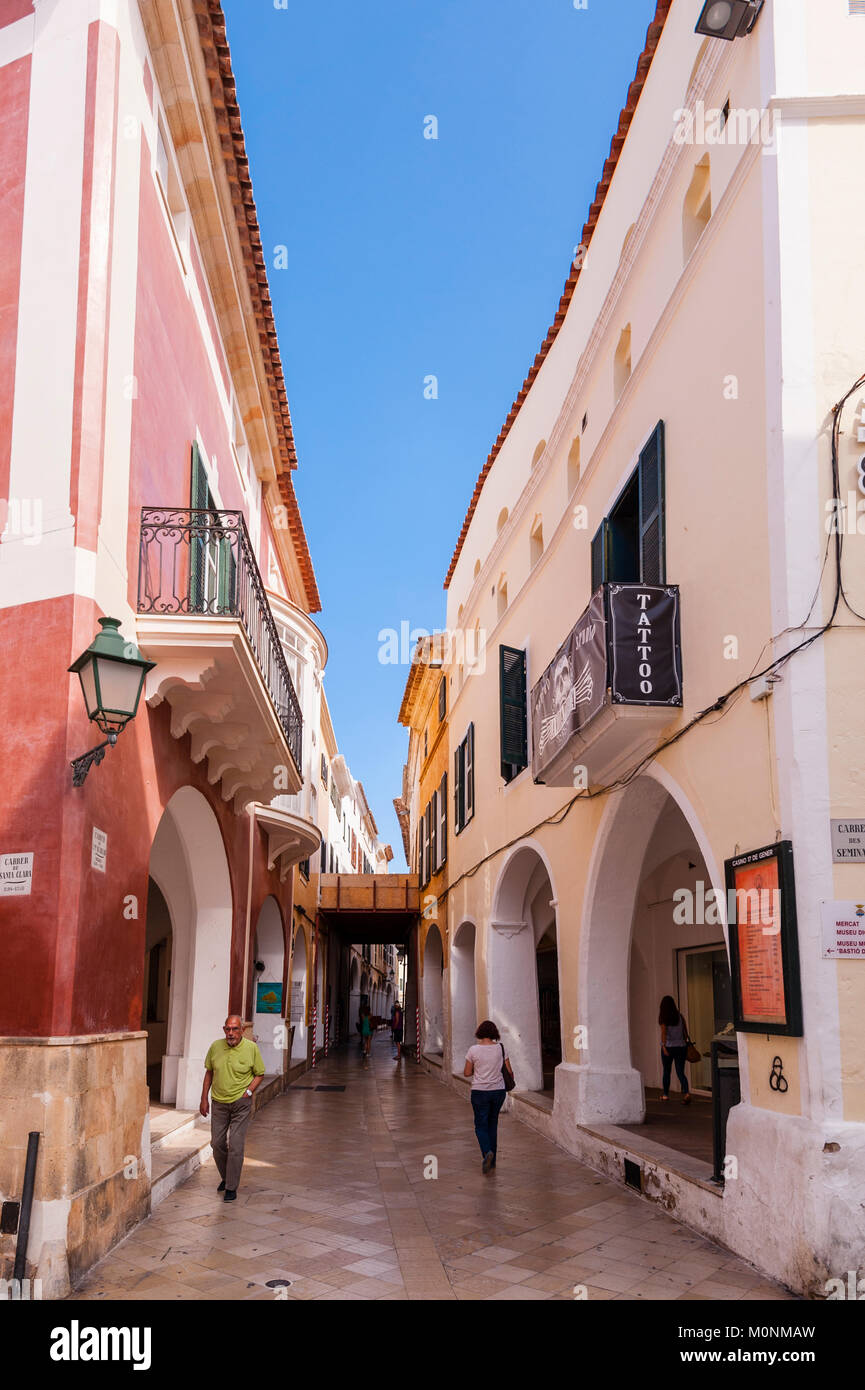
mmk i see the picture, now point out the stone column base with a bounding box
[722,1103,865,1297]
[0,1032,150,1299]
[552,1061,646,1127]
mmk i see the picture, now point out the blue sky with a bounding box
[221,0,659,868]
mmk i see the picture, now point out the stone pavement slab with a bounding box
[68,1036,795,1302]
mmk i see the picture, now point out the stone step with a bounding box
[150,1118,213,1207]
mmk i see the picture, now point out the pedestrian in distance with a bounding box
[360,1004,373,1062]
[200,1015,266,1200]
[464,1020,513,1174]
[659,994,691,1105]
[391,1000,404,1061]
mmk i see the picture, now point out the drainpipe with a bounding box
[241,807,255,1022]
[13,1132,40,1283]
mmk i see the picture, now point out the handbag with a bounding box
[685,1033,701,1065]
[500,1043,516,1092]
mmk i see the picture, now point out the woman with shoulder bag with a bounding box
[463,1020,514,1173]
[658,994,695,1105]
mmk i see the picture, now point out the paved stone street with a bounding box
[70,1036,795,1302]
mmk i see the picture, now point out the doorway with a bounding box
[677,944,733,1094]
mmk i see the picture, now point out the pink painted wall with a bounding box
[0,54,30,513]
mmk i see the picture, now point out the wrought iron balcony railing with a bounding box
[137,507,303,772]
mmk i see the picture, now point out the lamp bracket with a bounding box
[71,733,117,787]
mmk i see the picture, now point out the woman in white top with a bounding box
[464,1020,513,1173]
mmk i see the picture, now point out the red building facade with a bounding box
[0,0,320,1294]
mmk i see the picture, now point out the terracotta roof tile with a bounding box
[443,0,672,589]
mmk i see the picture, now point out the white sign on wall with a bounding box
[821,901,865,959]
[91,828,107,873]
[830,820,865,861]
[290,981,304,1023]
[0,853,33,896]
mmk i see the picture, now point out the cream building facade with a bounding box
[416,0,865,1296]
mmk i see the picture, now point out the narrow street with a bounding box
[70,1035,793,1303]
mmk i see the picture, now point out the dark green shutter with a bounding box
[638,420,665,584]
[591,518,610,592]
[189,442,209,609]
[499,646,527,782]
[430,792,438,873]
[466,723,474,820]
[439,771,447,865]
[454,748,463,832]
[438,676,446,721]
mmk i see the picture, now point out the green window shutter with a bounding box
[591,518,610,592]
[217,533,237,614]
[499,645,528,782]
[189,442,209,609]
[454,748,463,833]
[430,791,438,874]
[439,771,447,866]
[438,676,446,721]
[638,420,666,584]
[467,722,475,817]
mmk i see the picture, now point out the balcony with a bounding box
[530,582,682,789]
[137,507,303,810]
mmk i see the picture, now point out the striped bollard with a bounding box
[416,1006,420,1063]
[311,1000,317,1068]
[324,1003,330,1058]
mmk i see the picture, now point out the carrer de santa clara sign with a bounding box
[531,583,682,785]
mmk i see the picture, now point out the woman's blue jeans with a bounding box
[471,1089,506,1157]
[661,1046,689,1096]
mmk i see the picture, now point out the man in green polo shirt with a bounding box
[200,1016,266,1201]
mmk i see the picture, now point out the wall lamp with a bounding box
[68,617,155,786]
[695,0,764,40]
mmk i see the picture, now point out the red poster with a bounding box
[734,859,787,1026]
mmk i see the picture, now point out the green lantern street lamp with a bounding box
[68,617,155,786]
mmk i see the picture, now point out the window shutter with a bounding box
[499,646,528,781]
[466,724,474,821]
[430,791,438,875]
[638,420,666,585]
[423,804,432,884]
[454,748,463,833]
[591,518,610,592]
[438,676,446,721]
[320,840,327,873]
[439,772,447,866]
[189,442,210,609]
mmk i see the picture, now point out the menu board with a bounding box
[725,841,803,1036]
[733,858,786,1024]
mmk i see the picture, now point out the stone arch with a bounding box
[450,920,477,1074]
[489,840,560,1092]
[574,771,727,1126]
[252,896,286,1075]
[290,924,309,1062]
[422,923,445,1056]
[148,786,233,1109]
